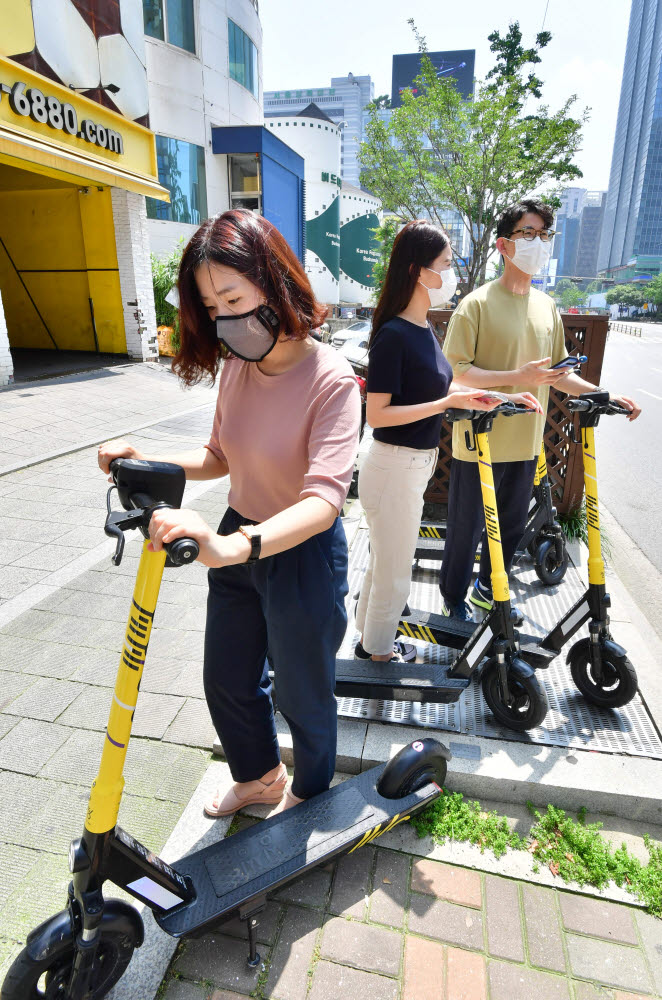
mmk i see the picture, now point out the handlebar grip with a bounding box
[442,408,474,422]
[164,537,199,566]
[566,399,591,412]
[607,401,631,416]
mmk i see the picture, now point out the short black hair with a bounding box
[496,199,555,240]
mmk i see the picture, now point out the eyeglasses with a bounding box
[509,227,557,242]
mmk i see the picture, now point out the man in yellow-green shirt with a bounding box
[439,199,640,621]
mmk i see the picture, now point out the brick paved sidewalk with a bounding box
[159,844,662,1000]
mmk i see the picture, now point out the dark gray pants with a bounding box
[439,458,537,606]
[204,507,348,800]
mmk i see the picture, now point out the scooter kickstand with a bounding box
[239,901,264,968]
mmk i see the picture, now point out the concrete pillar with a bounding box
[0,290,13,387]
[111,188,159,361]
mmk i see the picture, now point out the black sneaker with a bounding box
[354,640,416,662]
[469,580,524,627]
[440,600,474,622]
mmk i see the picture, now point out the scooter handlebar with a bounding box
[566,394,630,417]
[442,401,534,423]
[108,459,200,567]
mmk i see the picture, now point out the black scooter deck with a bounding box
[334,657,470,703]
[155,766,436,938]
[397,607,556,669]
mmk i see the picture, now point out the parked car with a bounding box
[330,320,371,349]
[339,334,369,373]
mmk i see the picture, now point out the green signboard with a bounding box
[306,200,340,279]
[340,213,380,286]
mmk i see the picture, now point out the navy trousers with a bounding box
[439,458,537,607]
[203,506,348,800]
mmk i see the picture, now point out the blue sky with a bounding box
[260,0,630,192]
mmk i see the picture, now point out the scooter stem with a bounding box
[582,426,605,587]
[85,540,167,834]
[475,431,509,603]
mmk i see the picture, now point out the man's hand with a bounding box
[515,358,568,386]
[610,394,641,422]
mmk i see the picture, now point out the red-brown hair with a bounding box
[173,210,327,385]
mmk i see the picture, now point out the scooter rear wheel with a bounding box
[569,646,638,708]
[2,922,135,1000]
[533,538,569,587]
[481,658,548,731]
[377,738,450,799]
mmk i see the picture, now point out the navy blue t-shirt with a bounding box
[367,317,453,449]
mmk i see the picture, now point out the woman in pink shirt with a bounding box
[99,211,360,815]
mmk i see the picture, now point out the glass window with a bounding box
[228,18,258,98]
[143,0,165,39]
[147,135,207,224]
[229,154,262,214]
[143,0,194,53]
[167,0,195,52]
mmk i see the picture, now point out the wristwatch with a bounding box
[238,524,261,564]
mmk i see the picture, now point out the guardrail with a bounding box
[609,321,642,337]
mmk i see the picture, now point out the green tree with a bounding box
[644,273,662,306]
[605,284,647,308]
[367,94,391,110]
[557,285,586,311]
[359,22,587,292]
[371,216,400,302]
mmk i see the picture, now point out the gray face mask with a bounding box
[215,305,281,361]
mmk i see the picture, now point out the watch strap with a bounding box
[238,525,261,564]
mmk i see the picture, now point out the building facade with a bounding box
[551,188,605,283]
[144,0,264,257]
[264,74,374,187]
[598,0,662,276]
[0,0,170,385]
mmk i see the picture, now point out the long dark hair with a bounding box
[173,209,327,385]
[371,220,450,344]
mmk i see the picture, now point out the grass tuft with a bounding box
[411,791,662,916]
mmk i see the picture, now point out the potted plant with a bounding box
[151,241,183,356]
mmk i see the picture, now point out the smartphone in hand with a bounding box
[473,390,511,404]
[550,355,587,370]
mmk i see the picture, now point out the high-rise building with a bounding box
[576,193,606,279]
[264,75,374,187]
[598,0,662,279]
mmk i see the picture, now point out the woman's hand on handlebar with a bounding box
[502,392,544,414]
[609,394,641,421]
[98,439,143,478]
[148,508,248,568]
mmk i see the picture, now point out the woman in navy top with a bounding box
[355,220,531,663]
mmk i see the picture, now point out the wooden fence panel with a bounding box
[423,311,609,514]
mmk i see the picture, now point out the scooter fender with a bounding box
[565,637,628,665]
[509,657,536,681]
[25,899,144,963]
[600,637,628,662]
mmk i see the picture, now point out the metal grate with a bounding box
[340,527,662,759]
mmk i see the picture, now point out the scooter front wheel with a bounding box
[569,641,638,708]
[533,538,569,587]
[481,658,548,732]
[2,909,137,1000]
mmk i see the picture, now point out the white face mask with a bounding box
[504,236,552,276]
[419,265,458,307]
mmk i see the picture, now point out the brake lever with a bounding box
[104,486,146,565]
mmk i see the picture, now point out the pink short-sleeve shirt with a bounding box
[205,342,361,523]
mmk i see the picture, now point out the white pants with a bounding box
[356,439,437,655]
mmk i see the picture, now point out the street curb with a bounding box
[0,399,214,478]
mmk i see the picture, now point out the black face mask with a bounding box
[215,305,281,362]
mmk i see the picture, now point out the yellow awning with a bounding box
[0,55,169,201]
[0,125,169,200]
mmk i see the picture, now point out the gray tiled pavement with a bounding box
[0,361,660,1000]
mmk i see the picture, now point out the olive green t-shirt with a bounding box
[443,280,566,463]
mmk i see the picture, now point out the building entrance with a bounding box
[0,161,126,379]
